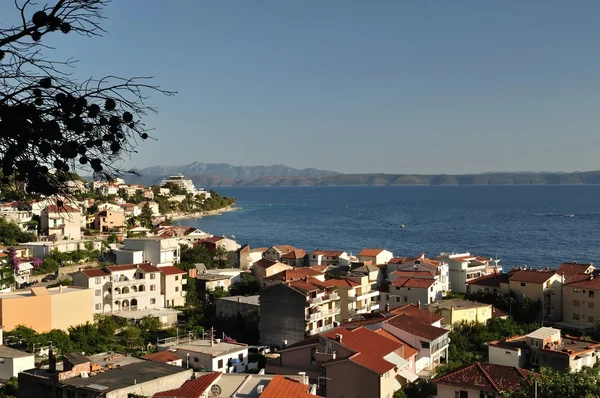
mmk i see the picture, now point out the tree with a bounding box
[501,367,600,398]
[402,379,437,398]
[0,218,35,245]
[138,203,153,229]
[0,377,18,398]
[180,244,230,270]
[139,316,162,333]
[230,273,260,296]
[0,0,174,199]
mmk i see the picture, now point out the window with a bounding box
[589,302,594,310]
[505,351,512,355]
[574,300,580,307]
[573,313,580,320]
[430,287,433,292]
[95,277,101,284]
[455,391,468,398]
[395,297,400,303]
[583,290,586,293]
[520,282,526,287]
[175,275,179,281]
[420,341,430,348]
[590,290,595,298]
[238,353,244,360]
[531,356,539,365]
[194,357,198,362]
[175,287,179,292]
[95,289,101,296]
[0,358,4,364]
[150,273,156,280]
[95,304,101,310]
[150,298,156,304]
[218,359,223,368]
[574,288,581,292]
[404,296,408,303]
[384,371,389,379]
[150,285,156,291]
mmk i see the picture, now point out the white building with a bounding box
[40,205,82,241]
[160,174,207,196]
[388,255,450,293]
[117,237,180,267]
[358,248,394,265]
[160,265,187,308]
[72,263,164,314]
[157,336,249,373]
[308,250,351,267]
[0,327,35,380]
[437,252,502,294]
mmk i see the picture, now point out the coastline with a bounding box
[167,205,239,221]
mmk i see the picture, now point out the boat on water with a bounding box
[400,224,406,228]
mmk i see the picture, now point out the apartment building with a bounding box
[40,205,82,240]
[280,249,308,267]
[465,272,510,295]
[72,263,164,314]
[94,209,125,234]
[308,250,351,267]
[259,278,341,348]
[263,245,299,262]
[388,254,450,292]
[319,275,380,320]
[508,269,562,322]
[117,237,180,266]
[437,252,501,294]
[380,271,444,310]
[488,327,600,372]
[358,248,394,265]
[563,270,600,327]
[428,299,493,329]
[160,265,187,307]
[252,258,293,279]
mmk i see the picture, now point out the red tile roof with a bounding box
[388,257,408,264]
[273,245,298,254]
[45,204,80,213]
[358,248,386,257]
[390,304,444,323]
[264,267,323,282]
[322,326,403,375]
[312,250,345,257]
[160,265,186,275]
[433,362,534,394]
[390,270,436,279]
[391,277,436,289]
[386,314,448,340]
[565,271,600,289]
[509,270,556,284]
[143,350,181,363]
[286,278,325,294]
[254,258,284,269]
[260,374,321,398]
[466,273,510,287]
[80,268,109,277]
[373,328,419,360]
[153,372,221,398]
[201,236,225,243]
[557,262,594,279]
[105,263,160,273]
[280,249,308,260]
[318,278,360,288]
[310,265,328,273]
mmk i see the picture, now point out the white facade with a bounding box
[121,237,180,266]
[161,266,187,308]
[157,338,249,373]
[358,249,394,265]
[382,279,445,309]
[72,264,164,314]
[0,347,35,380]
[308,251,351,267]
[488,345,525,368]
[160,174,199,195]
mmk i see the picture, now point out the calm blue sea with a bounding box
[181,186,600,268]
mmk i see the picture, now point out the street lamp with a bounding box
[186,353,189,369]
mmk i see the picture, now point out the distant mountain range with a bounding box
[118,163,600,187]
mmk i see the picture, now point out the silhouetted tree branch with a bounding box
[0,0,175,200]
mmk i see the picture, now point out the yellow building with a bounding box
[0,286,93,332]
[428,298,493,329]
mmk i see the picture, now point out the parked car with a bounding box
[42,274,58,282]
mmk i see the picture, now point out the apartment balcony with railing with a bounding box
[307,324,335,336]
[306,307,341,322]
[348,289,379,302]
[309,292,339,305]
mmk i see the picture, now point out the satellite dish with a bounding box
[211,384,222,396]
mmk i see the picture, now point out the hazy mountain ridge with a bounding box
[136,162,339,179]
[122,170,600,187]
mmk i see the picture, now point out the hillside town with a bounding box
[0,176,598,397]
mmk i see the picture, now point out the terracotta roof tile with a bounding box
[373,328,419,360]
[159,265,186,275]
[391,277,436,289]
[286,278,326,294]
[273,245,298,254]
[143,350,181,363]
[565,270,600,289]
[80,268,109,277]
[260,374,321,398]
[280,249,307,260]
[358,248,386,257]
[557,262,594,279]
[466,273,510,287]
[312,250,345,257]
[509,270,556,284]
[433,362,534,394]
[45,204,80,213]
[153,372,221,398]
[319,278,360,288]
[254,258,284,269]
[390,270,436,279]
[386,314,448,340]
[390,304,444,323]
[264,267,323,282]
[322,326,403,374]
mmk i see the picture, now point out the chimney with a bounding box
[48,347,57,373]
[384,303,390,312]
[417,301,421,309]
[335,334,343,343]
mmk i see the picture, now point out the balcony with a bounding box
[307,324,335,336]
[314,350,336,362]
[310,292,339,305]
[108,278,145,287]
[348,290,379,302]
[307,307,341,322]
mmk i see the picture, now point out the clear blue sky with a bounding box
[3,1,600,174]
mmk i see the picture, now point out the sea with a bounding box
[180,185,600,269]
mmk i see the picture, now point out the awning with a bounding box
[398,368,418,382]
[19,262,33,271]
[15,276,26,284]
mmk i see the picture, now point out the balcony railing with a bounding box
[307,307,341,321]
[307,324,334,336]
[310,292,340,305]
[349,290,380,302]
[109,278,145,286]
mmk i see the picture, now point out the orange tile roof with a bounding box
[433,362,534,394]
[45,204,80,213]
[280,249,308,260]
[286,278,325,294]
[390,270,436,278]
[466,273,510,287]
[159,265,186,275]
[312,250,345,257]
[264,267,323,282]
[565,271,600,289]
[310,265,328,273]
[557,262,594,279]
[80,268,109,277]
[509,270,556,284]
[153,372,221,398]
[273,245,298,254]
[391,277,436,289]
[260,374,321,398]
[390,304,444,323]
[254,258,282,269]
[358,248,385,257]
[143,350,181,363]
[386,314,448,340]
[373,328,419,360]
[105,263,161,273]
[322,326,403,375]
[318,278,360,288]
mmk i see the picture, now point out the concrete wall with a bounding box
[50,287,94,330]
[488,345,523,368]
[325,360,380,398]
[0,354,35,380]
[436,384,483,398]
[105,369,193,398]
[260,284,307,348]
[564,285,598,323]
[216,297,259,319]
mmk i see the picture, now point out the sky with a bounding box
[2,1,600,174]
